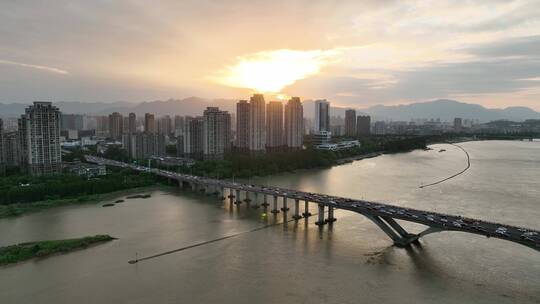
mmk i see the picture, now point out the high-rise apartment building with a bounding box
[236,100,250,150]
[145,113,156,134]
[284,97,303,149]
[249,94,266,152]
[122,132,166,160]
[356,115,371,135]
[18,102,62,176]
[266,101,284,149]
[183,116,204,158]
[174,115,185,136]
[314,99,330,133]
[108,112,123,140]
[203,107,231,160]
[345,109,357,137]
[454,117,463,131]
[4,131,19,167]
[158,115,172,136]
[128,113,137,134]
[95,116,109,137]
[61,114,84,131]
[0,119,4,174]
[373,121,386,135]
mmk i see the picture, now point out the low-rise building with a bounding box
[64,162,107,178]
[315,140,360,151]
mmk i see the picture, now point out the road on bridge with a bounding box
[86,155,540,253]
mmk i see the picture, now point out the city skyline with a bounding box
[1,1,540,110]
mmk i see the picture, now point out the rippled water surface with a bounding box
[1,140,539,303]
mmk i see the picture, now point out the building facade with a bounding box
[373,121,386,135]
[183,116,204,158]
[203,107,231,160]
[284,97,303,149]
[249,94,266,152]
[145,113,156,134]
[236,100,250,150]
[0,119,4,174]
[345,109,357,137]
[158,115,172,136]
[4,131,19,167]
[174,115,185,136]
[108,112,123,140]
[314,99,330,133]
[122,132,166,160]
[18,102,62,176]
[266,101,284,149]
[61,114,84,131]
[356,115,371,136]
[128,113,137,134]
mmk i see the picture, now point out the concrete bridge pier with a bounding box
[281,197,289,212]
[302,201,312,217]
[293,199,302,220]
[315,204,326,226]
[261,194,269,207]
[227,188,235,204]
[218,187,225,200]
[271,195,280,214]
[244,192,252,204]
[326,206,336,224]
[234,189,242,205]
[365,215,420,247]
[252,193,260,209]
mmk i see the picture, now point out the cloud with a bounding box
[213,49,339,93]
[0,0,540,109]
[0,60,69,75]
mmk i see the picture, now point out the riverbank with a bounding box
[335,152,383,164]
[0,235,115,266]
[0,185,166,219]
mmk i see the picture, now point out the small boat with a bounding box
[439,149,446,152]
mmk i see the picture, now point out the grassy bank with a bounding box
[0,185,165,219]
[0,235,115,266]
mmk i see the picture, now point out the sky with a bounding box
[1,0,540,110]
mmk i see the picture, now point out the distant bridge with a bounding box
[86,155,540,253]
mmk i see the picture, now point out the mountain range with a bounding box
[1,98,538,122]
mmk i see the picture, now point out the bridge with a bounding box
[86,155,540,252]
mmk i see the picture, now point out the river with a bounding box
[1,140,539,303]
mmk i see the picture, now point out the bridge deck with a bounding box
[86,155,540,252]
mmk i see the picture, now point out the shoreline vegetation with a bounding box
[0,235,115,266]
[0,135,535,220]
[0,185,163,219]
[0,167,167,219]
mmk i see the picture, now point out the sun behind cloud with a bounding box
[214,49,338,93]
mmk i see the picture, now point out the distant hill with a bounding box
[0,101,131,117]
[362,99,540,122]
[0,98,237,118]
[101,97,237,116]
[1,98,538,122]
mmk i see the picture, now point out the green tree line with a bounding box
[0,169,158,205]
